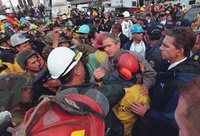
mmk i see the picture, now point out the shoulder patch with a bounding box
[148,60,155,68]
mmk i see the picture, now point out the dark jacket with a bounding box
[33,41,46,58]
[141,58,200,136]
[146,39,169,72]
[192,48,200,61]
[0,47,17,64]
[119,33,129,48]
[58,74,125,136]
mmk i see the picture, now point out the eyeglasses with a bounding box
[58,45,81,79]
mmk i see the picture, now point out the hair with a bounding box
[165,27,196,57]
[178,76,200,134]
[59,64,79,84]
[153,11,159,16]
[102,32,120,44]
[88,30,99,42]
[148,31,161,41]
[191,20,195,24]
[112,23,122,32]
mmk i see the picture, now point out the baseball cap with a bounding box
[146,13,152,17]
[147,25,161,37]
[175,19,191,27]
[160,12,166,16]
[165,20,175,28]
[136,13,147,21]
[94,16,100,23]
[116,14,124,20]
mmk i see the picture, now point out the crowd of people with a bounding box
[0,1,200,136]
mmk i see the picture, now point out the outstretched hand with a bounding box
[130,101,150,117]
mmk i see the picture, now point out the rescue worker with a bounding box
[110,52,151,136]
[136,13,148,30]
[122,11,133,40]
[18,21,30,31]
[0,15,7,31]
[16,49,41,82]
[86,32,108,78]
[0,73,32,127]
[123,24,146,58]
[146,25,169,72]
[0,32,17,64]
[31,67,61,106]
[29,29,46,57]
[6,9,20,25]
[47,46,125,136]
[35,18,45,29]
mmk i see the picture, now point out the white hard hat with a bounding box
[0,15,7,20]
[25,16,31,20]
[6,9,13,13]
[10,34,30,47]
[123,11,130,17]
[47,46,82,79]
[62,15,67,20]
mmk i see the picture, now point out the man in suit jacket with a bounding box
[111,23,129,48]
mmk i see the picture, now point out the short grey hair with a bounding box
[102,32,120,44]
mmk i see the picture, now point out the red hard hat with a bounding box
[117,53,139,73]
[15,94,105,136]
[93,32,108,48]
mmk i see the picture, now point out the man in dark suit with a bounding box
[111,23,129,48]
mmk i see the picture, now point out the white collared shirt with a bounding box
[168,57,187,70]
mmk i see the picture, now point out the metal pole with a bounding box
[8,0,15,11]
[50,0,52,19]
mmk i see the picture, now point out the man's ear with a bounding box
[73,66,81,76]
[43,83,49,88]
[177,48,184,56]
[117,41,121,49]
[15,46,20,52]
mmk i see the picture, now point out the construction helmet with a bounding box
[20,17,28,23]
[123,11,130,17]
[16,49,37,70]
[6,9,13,14]
[29,29,45,37]
[4,23,11,29]
[0,32,10,44]
[47,46,82,79]
[93,32,108,48]
[0,73,32,110]
[140,7,144,12]
[78,24,90,34]
[131,24,144,33]
[0,15,7,20]
[136,13,147,21]
[10,34,30,47]
[113,51,145,80]
[18,21,30,30]
[35,18,45,26]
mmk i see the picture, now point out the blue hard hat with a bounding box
[45,18,50,23]
[131,24,144,33]
[4,23,11,29]
[78,24,90,34]
[20,17,28,22]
